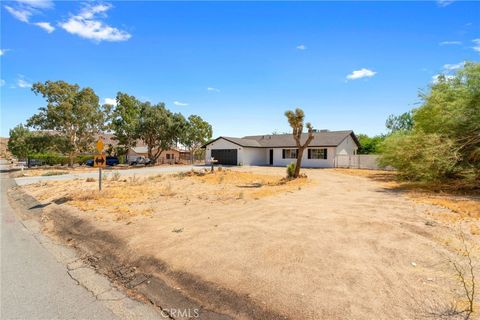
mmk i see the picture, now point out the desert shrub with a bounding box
[286,162,296,178]
[378,131,460,181]
[110,171,121,181]
[86,177,95,182]
[42,171,68,176]
[129,174,141,185]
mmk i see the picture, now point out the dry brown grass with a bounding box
[332,168,480,221]
[22,169,310,220]
[410,195,480,219]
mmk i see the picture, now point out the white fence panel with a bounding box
[334,155,384,170]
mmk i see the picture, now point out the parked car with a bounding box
[28,159,45,167]
[106,156,120,166]
[85,156,120,167]
[128,156,151,166]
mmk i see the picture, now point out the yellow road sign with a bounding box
[96,139,104,152]
[94,154,106,167]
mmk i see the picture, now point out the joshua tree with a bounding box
[284,108,314,178]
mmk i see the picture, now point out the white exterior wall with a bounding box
[271,147,336,168]
[335,135,358,156]
[242,147,268,166]
[205,138,243,165]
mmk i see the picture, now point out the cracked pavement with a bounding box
[1,163,162,319]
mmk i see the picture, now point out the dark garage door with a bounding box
[211,149,237,165]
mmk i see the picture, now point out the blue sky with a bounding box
[1,0,479,138]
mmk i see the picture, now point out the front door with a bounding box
[269,149,273,165]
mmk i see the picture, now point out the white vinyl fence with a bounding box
[334,155,386,170]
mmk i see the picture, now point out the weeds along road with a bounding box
[14,164,197,186]
[0,161,161,319]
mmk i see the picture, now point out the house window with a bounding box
[282,149,298,159]
[166,154,173,160]
[308,148,327,159]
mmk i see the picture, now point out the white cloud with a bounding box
[5,1,55,35]
[104,98,117,106]
[443,61,465,71]
[437,0,455,7]
[439,41,462,46]
[207,87,220,92]
[346,68,377,80]
[173,101,188,106]
[60,3,131,42]
[34,22,55,33]
[473,39,480,53]
[17,78,32,88]
[0,49,10,56]
[0,79,5,87]
[15,0,53,9]
[296,44,306,50]
[4,5,32,22]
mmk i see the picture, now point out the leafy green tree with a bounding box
[357,134,384,154]
[385,111,414,133]
[27,80,106,166]
[137,103,187,164]
[8,124,70,160]
[8,124,33,160]
[379,62,480,181]
[284,108,314,178]
[181,115,213,163]
[110,92,142,152]
[378,131,460,181]
[414,62,480,177]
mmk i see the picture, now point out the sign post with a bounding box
[95,139,105,191]
[210,157,218,172]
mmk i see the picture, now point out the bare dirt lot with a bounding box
[18,167,479,319]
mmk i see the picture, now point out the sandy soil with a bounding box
[21,167,479,319]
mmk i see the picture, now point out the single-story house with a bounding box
[203,130,360,168]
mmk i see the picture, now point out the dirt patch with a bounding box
[332,168,480,221]
[18,167,480,319]
[21,169,310,220]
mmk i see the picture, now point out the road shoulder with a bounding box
[5,174,164,320]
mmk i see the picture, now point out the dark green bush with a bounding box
[27,153,93,166]
[76,155,93,165]
[28,153,68,166]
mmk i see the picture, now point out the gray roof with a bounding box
[220,136,263,147]
[204,130,359,148]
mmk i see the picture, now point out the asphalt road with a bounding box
[14,164,198,186]
[0,165,118,319]
[0,161,162,319]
